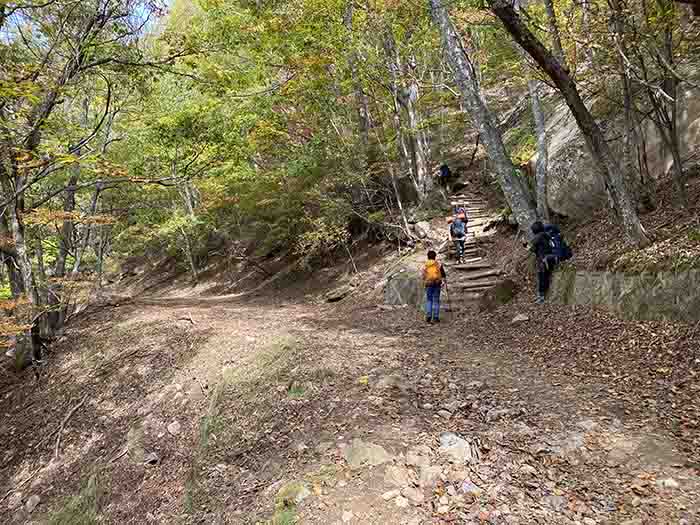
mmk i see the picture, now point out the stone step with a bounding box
[453,279,502,290]
[459,269,501,280]
[451,261,493,270]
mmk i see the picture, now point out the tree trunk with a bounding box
[430,0,538,234]
[489,0,650,246]
[384,32,418,194]
[543,0,567,67]
[405,56,432,198]
[71,182,103,276]
[344,2,372,158]
[528,80,550,222]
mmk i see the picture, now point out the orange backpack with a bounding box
[424,260,442,285]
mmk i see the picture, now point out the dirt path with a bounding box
[1,289,698,524]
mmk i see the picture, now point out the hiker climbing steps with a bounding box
[444,194,504,307]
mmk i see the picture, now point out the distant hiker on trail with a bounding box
[528,221,573,304]
[422,250,446,324]
[449,209,467,263]
[529,221,553,304]
[439,163,451,188]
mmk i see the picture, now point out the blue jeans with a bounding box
[425,284,442,320]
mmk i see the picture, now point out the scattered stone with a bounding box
[486,408,520,422]
[511,314,529,323]
[395,495,409,508]
[448,383,458,390]
[382,489,400,501]
[620,520,643,525]
[439,432,478,464]
[421,403,434,410]
[543,495,567,511]
[342,510,354,522]
[167,421,182,436]
[325,284,354,303]
[437,409,452,419]
[6,492,23,510]
[406,445,432,469]
[460,480,483,499]
[25,495,40,513]
[385,465,411,488]
[439,495,449,505]
[446,485,457,496]
[144,452,160,466]
[401,486,425,505]
[466,381,484,390]
[520,464,537,476]
[419,466,442,489]
[376,374,405,390]
[578,419,598,432]
[656,478,680,490]
[276,482,311,506]
[437,505,450,514]
[343,439,392,469]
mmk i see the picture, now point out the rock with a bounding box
[385,271,421,306]
[406,445,432,469]
[6,492,22,510]
[511,314,529,323]
[276,481,311,507]
[578,419,598,432]
[401,486,425,505]
[543,495,567,511]
[439,432,478,464]
[343,439,392,469]
[466,381,484,390]
[439,495,449,505]
[620,520,643,525]
[25,495,40,513]
[325,284,354,303]
[460,480,483,499]
[437,409,452,419]
[656,478,680,490]
[413,221,432,239]
[144,452,160,465]
[419,466,442,489]
[167,421,181,436]
[486,408,519,422]
[421,403,433,410]
[382,489,400,501]
[520,464,537,476]
[448,383,458,390]
[437,504,450,514]
[479,279,519,312]
[376,374,404,390]
[395,495,409,508]
[385,465,412,488]
[342,510,354,522]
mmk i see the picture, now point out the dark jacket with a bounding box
[530,232,552,262]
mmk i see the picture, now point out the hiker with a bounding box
[422,250,446,324]
[438,163,451,189]
[529,221,554,304]
[528,221,573,303]
[449,210,467,263]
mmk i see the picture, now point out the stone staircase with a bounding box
[441,194,503,310]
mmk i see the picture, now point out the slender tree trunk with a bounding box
[344,2,372,158]
[489,0,650,246]
[528,80,550,221]
[383,30,422,197]
[405,56,432,198]
[430,0,538,234]
[543,0,567,67]
[71,182,103,276]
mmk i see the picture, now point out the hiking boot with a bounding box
[5,348,15,358]
[425,316,432,324]
[433,318,440,323]
[535,295,545,304]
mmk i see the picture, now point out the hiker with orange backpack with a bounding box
[421,250,447,324]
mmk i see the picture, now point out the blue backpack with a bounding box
[451,218,466,238]
[544,224,572,263]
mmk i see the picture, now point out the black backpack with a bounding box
[544,224,572,263]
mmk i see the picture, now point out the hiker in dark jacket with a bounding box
[529,221,553,304]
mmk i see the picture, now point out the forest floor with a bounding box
[1,272,699,524]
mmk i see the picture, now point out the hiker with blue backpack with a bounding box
[449,208,468,263]
[529,221,572,303]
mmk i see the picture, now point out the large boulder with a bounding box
[385,269,421,307]
[542,87,700,219]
